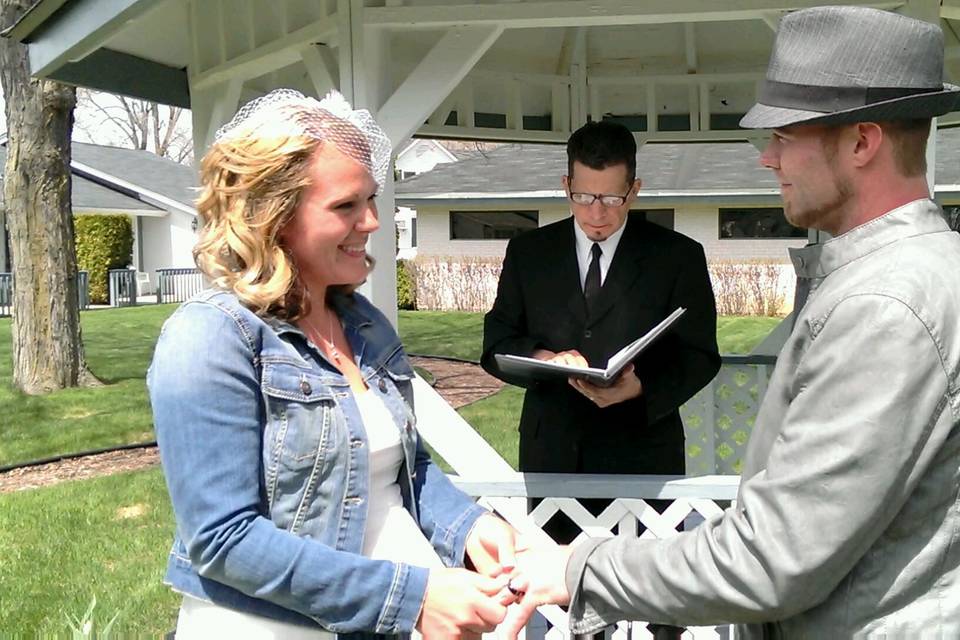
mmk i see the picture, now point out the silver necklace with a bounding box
[304,311,343,365]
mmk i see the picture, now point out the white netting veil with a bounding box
[214,88,392,190]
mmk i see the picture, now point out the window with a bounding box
[943,205,960,232]
[449,210,539,240]
[719,207,806,239]
[629,209,674,230]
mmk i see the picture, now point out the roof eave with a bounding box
[2,0,69,41]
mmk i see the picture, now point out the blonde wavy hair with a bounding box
[193,133,374,320]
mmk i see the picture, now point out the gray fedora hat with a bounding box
[740,6,960,129]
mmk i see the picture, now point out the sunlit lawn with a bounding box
[0,468,179,636]
[0,305,176,468]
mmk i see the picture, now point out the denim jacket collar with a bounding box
[262,292,398,373]
[788,198,949,279]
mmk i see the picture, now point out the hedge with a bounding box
[75,215,134,304]
[397,259,416,310]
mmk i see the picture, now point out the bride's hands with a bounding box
[417,568,511,638]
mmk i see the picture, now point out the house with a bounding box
[394,139,460,259]
[396,128,960,264]
[0,140,197,293]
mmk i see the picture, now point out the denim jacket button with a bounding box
[378,378,388,393]
[405,420,413,433]
[300,380,312,395]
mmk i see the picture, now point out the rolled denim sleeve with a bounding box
[149,301,427,634]
[566,295,953,630]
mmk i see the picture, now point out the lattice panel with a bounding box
[681,363,772,475]
[478,496,734,640]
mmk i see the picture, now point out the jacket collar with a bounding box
[789,199,950,279]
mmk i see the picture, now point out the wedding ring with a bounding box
[507,578,525,597]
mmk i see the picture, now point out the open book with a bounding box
[494,307,686,387]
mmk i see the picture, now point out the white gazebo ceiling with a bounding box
[10,0,957,148]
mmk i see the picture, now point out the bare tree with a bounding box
[75,88,193,164]
[0,0,100,393]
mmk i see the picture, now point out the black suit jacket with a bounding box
[481,215,720,474]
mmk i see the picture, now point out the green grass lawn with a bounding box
[0,308,778,468]
[398,310,486,361]
[0,305,177,468]
[0,306,780,634]
[0,468,179,636]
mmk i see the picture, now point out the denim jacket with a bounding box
[147,289,486,636]
[567,200,960,638]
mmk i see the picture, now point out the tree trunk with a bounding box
[0,0,100,393]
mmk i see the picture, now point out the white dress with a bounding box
[175,390,443,639]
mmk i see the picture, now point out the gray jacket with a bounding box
[566,199,960,638]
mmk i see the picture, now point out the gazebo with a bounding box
[9,0,956,320]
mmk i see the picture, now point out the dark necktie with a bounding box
[583,242,602,310]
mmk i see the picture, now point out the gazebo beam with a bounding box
[20,0,159,78]
[944,1,960,20]
[377,25,504,145]
[365,0,904,29]
[190,15,338,91]
[301,44,340,96]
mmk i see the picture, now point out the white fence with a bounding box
[414,377,740,639]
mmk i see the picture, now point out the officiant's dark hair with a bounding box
[566,119,637,184]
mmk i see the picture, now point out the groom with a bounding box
[504,6,960,639]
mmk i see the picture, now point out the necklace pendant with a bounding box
[325,340,342,364]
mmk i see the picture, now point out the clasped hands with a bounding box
[417,513,572,639]
[532,348,643,408]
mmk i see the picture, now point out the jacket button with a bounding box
[405,420,413,433]
[378,378,388,393]
[584,330,592,338]
[300,380,312,395]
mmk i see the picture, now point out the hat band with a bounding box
[760,79,941,113]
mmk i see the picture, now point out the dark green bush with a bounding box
[397,259,416,310]
[75,215,134,304]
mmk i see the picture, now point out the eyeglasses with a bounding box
[568,188,632,207]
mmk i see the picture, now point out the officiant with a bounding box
[480,119,721,543]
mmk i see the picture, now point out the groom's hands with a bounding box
[501,540,575,640]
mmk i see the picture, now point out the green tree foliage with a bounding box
[75,215,133,304]
[397,259,416,310]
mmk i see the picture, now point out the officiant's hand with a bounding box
[532,349,589,368]
[570,363,642,408]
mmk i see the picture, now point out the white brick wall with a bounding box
[416,202,807,263]
[675,205,807,263]
[415,203,569,259]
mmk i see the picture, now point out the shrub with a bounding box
[411,256,503,312]
[708,260,792,317]
[397,259,417,310]
[75,215,134,304]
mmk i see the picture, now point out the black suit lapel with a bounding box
[587,219,653,327]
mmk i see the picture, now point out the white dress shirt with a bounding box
[573,214,627,291]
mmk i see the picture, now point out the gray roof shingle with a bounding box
[397,128,960,197]
[0,145,164,213]
[71,141,198,207]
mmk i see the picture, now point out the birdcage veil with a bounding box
[214,88,392,190]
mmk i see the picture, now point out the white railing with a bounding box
[413,378,741,639]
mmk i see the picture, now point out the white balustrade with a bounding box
[414,377,742,639]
